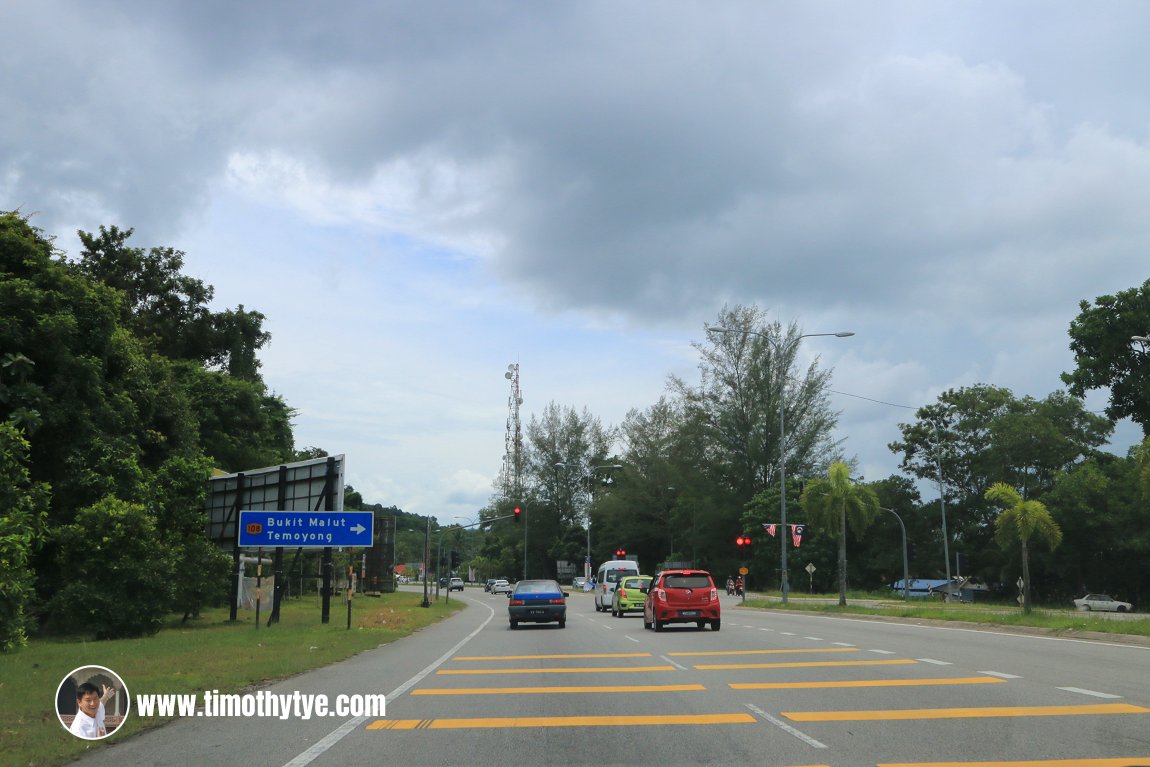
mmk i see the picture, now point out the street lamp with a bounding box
[555,462,623,581]
[879,507,910,601]
[709,326,854,605]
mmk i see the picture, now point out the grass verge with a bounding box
[742,595,1150,637]
[1,591,464,767]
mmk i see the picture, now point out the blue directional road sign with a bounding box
[238,510,374,548]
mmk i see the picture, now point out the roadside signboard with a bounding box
[238,510,374,548]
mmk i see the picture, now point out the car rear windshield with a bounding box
[621,578,649,589]
[516,581,561,593]
[663,575,712,589]
[604,568,636,584]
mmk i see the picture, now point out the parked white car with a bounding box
[1073,594,1133,613]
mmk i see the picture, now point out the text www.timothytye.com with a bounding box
[136,691,386,720]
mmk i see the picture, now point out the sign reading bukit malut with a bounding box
[238,510,374,548]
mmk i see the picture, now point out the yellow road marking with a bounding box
[438,665,676,675]
[785,703,1150,722]
[413,684,706,695]
[670,648,858,657]
[367,713,756,730]
[697,659,917,670]
[454,652,652,660]
[732,676,1005,690]
[878,759,1150,766]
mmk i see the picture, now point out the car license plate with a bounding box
[680,610,698,617]
[529,609,545,616]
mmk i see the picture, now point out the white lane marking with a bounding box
[980,671,1021,679]
[602,624,614,631]
[832,642,854,647]
[800,613,1150,652]
[661,655,689,671]
[804,637,823,641]
[759,628,773,632]
[917,658,952,665]
[869,649,895,655]
[1058,687,1121,699]
[625,635,640,643]
[745,703,827,749]
[282,596,495,767]
[780,632,795,636]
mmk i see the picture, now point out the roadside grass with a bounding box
[1,591,463,767]
[742,592,1150,637]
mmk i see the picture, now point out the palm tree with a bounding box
[799,462,879,606]
[984,482,1062,615]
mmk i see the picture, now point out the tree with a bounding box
[984,482,1063,614]
[50,497,175,638]
[1062,279,1150,433]
[0,424,48,651]
[799,462,879,605]
[889,385,1110,577]
[670,305,843,502]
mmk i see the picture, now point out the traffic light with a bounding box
[513,506,521,523]
[736,535,753,554]
[615,548,626,558]
[907,543,917,562]
[450,550,461,569]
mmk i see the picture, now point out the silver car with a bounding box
[1073,593,1133,612]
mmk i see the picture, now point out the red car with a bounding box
[643,569,721,632]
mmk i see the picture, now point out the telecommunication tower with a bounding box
[502,363,523,498]
[503,363,525,578]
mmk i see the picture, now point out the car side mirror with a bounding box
[506,592,512,598]
[562,591,570,597]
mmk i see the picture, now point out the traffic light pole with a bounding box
[438,514,517,603]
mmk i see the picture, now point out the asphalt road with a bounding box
[74,587,1150,767]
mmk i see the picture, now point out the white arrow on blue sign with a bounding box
[238,510,374,548]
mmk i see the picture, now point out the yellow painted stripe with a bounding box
[732,676,1005,690]
[697,659,917,670]
[454,653,652,660]
[438,665,675,675]
[786,703,1150,722]
[368,713,755,730]
[878,759,1150,767]
[412,684,706,695]
[670,647,858,657]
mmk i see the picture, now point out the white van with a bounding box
[594,560,640,612]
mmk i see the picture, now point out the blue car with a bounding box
[508,579,568,629]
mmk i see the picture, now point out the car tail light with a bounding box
[509,599,524,606]
[655,588,666,603]
[618,589,627,599]
[548,598,565,604]
[709,588,717,602]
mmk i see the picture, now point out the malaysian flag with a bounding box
[762,523,776,538]
[791,524,805,548]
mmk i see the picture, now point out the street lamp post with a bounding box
[555,462,622,581]
[879,507,910,601]
[710,326,853,605]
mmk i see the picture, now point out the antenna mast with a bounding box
[503,363,525,577]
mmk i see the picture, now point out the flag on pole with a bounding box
[762,523,776,537]
[791,524,805,548]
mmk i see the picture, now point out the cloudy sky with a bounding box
[5,1,1148,519]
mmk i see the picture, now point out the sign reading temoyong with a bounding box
[238,510,373,548]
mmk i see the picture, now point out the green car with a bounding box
[611,575,652,617]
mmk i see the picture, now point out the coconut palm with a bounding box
[984,482,1062,614]
[799,462,879,605]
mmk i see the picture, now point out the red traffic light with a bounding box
[615,548,626,558]
[736,536,746,547]
[513,506,521,523]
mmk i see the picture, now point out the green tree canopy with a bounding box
[1062,279,1150,433]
